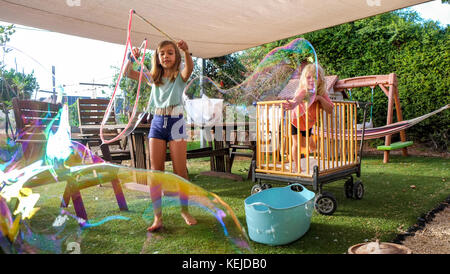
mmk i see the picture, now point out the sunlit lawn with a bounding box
[28,154,449,254]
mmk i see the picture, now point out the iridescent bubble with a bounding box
[1,105,251,254]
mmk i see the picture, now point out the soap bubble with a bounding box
[0,106,251,254]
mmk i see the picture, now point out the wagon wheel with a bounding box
[251,183,272,195]
[314,192,337,215]
[352,181,364,200]
[251,184,263,195]
[344,177,354,199]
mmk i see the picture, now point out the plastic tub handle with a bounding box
[288,183,305,192]
[247,202,274,212]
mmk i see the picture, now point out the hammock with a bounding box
[324,104,449,140]
[358,104,449,140]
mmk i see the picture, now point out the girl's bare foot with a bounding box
[147,217,163,232]
[181,211,197,226]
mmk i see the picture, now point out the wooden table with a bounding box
[78,123,150,167]
[187,121,256,180]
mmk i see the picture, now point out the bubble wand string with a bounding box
[99,9,148,145]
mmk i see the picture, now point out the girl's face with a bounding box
[158,44,177,70]
[306,73,316,90]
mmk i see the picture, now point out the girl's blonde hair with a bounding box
[297,63,326,96]
[150,40,182,86]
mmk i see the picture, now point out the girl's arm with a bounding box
[177,40,194,82]
[123,48,151,82]
[316,92,334,114]
[282,89,307,110]
[124,61,140,80]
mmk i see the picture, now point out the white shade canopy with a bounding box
[0,0,429,58]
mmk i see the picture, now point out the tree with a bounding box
[1,24,39,102]
[0,68,39,101]
[238,10,449,150]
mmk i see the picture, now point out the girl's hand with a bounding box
[177,40,189,53]
[282,100,296,110]
[129,47,141,61]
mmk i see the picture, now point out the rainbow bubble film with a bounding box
[183,38,318,106]
[0,106,251,254]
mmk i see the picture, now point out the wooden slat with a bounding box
[79,110,113,115]
[288,109,293,173]
[78,98,111,105]
[20,109,59,118]
[265,104,269,171]
[280,103,285,173]
[320,106,324,170]
[256,104,261,169]
[16,100,61,112]
[334,105,338,167]
[79,105,112,111]
[80,117,115,123]
[297,105,301,174]
[354,104,358,161]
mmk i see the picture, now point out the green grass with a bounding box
[23,155,449,254]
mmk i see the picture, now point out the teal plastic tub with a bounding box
[244,184,315,245]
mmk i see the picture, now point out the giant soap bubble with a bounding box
[0,90,251,254]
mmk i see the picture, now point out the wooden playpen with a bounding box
[252,100,370,215]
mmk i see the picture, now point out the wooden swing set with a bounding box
[334,73,413,163]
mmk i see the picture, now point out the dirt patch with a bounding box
[393,197,450,254]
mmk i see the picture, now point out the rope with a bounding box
[133,10,176,43]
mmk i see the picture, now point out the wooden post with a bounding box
[320,106,324,170]
[265,105,269,171]
[341,103,344,166]
[305,103,309,174]
[280,104,285,172]
[271,106,276,171]
[384,77,395,164]
[334,105,338,168]
[354,104,358,162]
[256,105,260,170]
[391,73,408,157]
[350,103,354,163]
[288,110,293,173]
[327,112,331,169]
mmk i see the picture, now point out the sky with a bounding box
[0,0,449,99]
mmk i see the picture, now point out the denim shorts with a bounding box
[149,115,188,141]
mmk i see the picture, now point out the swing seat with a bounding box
[377,141,413,151]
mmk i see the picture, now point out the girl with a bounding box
[124,40,196,231]
[282,63,334,172]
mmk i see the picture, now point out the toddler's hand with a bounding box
[282,100,295,110]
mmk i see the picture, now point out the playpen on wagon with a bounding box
[251,99,371,215]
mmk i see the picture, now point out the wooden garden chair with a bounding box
[76,98,131,164]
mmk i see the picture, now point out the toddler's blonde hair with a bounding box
[297,63,326,96]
